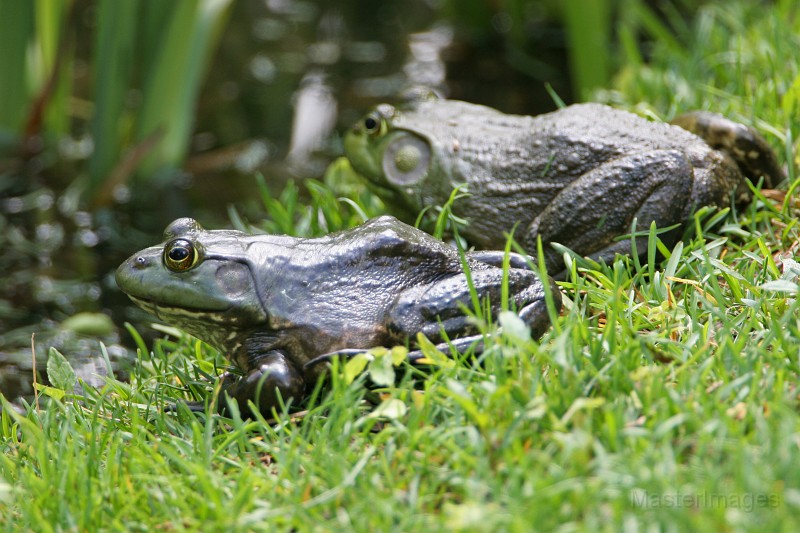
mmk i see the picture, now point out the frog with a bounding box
[115,215,560,417]
[344,94,784,274]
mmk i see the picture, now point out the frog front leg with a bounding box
[525,150,695,273]
[218,351,305,417]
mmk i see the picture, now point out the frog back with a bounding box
[242,216,468,355]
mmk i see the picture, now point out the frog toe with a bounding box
[671,111,785,188]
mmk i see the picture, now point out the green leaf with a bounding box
[389,346,408,366]
[366,398,407,420]
[561,0,612,98]
[0,0,34,132]
[760,280,799,294]
[368,351,395,387]
[46,347,77,391]
[343,352,371,384]
[415,333,455,368]
[498,310,531,342]
[33,383,66,401]
[88,0,140,190]
[323,156,362,183]
[135,0,233,176]
[560,397,606,426]
[60,312,115,336]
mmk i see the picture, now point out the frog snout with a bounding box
[116,252,158,292]
[132,255,150,269]
[119,253,155,274]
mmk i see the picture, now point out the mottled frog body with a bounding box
[345,97,783,272]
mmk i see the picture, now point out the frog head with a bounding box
[115,218,268,354]
[344,94,456,219]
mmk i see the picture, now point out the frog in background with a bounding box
[344,93,783,273]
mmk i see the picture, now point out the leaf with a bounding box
[343,352,371,384]
[60,312,114,336]
[561,0,612,98]
[33,383,66,401]
[135,0,234,175]
[760,280,799,294]
[367,398,407,420]
[389,346,408,366]
[368,351,395,387]
[414,333,455,368]
[0,1,33,132]
[498,310,531,342]
[782,257,800,279]
[46,347,77,391]
[88,0,140,190]
[323,156,362,182]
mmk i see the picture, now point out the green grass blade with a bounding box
[33,0,70,136]
[561,0,612,99]
[88,0,140,191]
[0,0,34,133]
[135,0,233,176]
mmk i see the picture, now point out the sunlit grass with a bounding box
[3,203,800,529]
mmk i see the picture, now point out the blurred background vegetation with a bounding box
[0,0,797,401]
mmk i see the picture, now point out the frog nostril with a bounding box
[134,256,148,268]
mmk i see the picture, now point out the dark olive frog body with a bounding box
[345,98,783,273]
[116,216,558,416]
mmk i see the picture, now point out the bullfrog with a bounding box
[344,96,784,273]
[116,215,559,417]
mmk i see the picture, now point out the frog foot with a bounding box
[218,351,305,417]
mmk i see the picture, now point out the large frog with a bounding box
[116,215,559,417]
[344,96,784,273]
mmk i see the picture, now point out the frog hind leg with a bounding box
[525,149,695,272]
[388,269,537,342]
[218,351,305,417]
[671,111,784,188]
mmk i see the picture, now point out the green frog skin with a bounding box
[116,216,559,417]
[344,96,783,273]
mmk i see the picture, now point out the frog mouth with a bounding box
[127,295,230,323]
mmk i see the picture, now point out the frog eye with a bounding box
[363,112,384,136]
[163,239,200,272]
[382,134,431,186]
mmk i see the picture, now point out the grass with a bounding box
[2,0,800,531]
[0,1,232,202]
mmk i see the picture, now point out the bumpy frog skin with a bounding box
[116,216,559,417]
[345,96,783,273]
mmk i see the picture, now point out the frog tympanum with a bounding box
[116,216,558,417]
[345,96,783,273]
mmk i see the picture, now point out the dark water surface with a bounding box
[0,0,573,402]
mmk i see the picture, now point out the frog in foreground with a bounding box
[116,216,559,417]
[345,96,784,273]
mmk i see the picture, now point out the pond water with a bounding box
[0,0,573,403]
